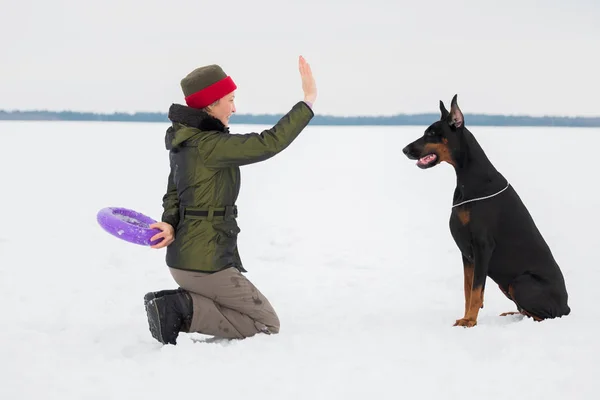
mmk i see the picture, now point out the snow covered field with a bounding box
[1,120,598,399]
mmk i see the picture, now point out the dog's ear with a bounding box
[449,94,464,128]
[439,100,450,120]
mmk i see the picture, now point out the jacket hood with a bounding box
[165,103,229,150]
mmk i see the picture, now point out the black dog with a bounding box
[402,95,571,327]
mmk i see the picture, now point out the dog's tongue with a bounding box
[418,154,437,166]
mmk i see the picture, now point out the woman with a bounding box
[143,56,317,345]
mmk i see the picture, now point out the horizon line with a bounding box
[1,108,600,119]
[1,109,600,128]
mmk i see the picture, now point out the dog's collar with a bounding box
[452,183,510,208]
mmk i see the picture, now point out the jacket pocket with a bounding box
[212,221,241,264]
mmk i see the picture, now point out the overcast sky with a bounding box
[1,0,598,117]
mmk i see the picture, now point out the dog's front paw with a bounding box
[453,318,477,327]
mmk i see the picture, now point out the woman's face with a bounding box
[207,92,236,126]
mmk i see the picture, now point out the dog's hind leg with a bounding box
[498,284,523,317]
[507,273,570,320]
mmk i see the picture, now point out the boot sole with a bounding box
[144,296,166,344]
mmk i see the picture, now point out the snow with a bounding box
[1,120,598,399]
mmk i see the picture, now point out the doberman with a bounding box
[402,95,571,327]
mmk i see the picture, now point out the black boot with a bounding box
[143,288,185,309]
[144,289,193,345]
[144,288,192,333]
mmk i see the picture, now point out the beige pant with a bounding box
[169,267,280,339]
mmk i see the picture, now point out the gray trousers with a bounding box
[169,267,280,339]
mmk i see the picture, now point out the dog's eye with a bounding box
[426,130,435,137]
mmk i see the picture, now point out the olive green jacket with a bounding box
[160,101,314,272]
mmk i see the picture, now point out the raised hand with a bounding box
[299,56,317,106]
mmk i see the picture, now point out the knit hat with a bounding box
[180,64,237,109]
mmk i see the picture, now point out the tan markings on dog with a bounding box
[454,264,483,327]
[500,285,524,317]
[481,287,485,309]
[508,284,516,299]
[499,310,542,321]
[498,284,512,300]
[500,311,521,317]
[457,209,470,226]
[460,264,473,319]
[522,310,543,322]
[423,142,455,166]
[502,285,544,321]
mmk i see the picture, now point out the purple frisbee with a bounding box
[97,207,164,246]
